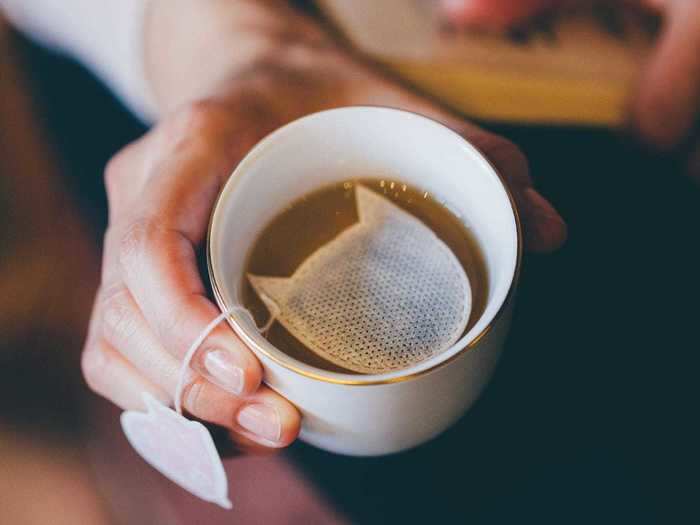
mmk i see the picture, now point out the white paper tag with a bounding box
[121,393,232,509]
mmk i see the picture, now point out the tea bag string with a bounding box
[173,306,258,414]
[259,299,279,335]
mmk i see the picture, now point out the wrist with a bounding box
[143,0,465,135]
[143,0,346,116]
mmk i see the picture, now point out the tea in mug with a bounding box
[241,179,488,374]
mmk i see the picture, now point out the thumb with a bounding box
[440,0,561,29]
[633,0,700,149]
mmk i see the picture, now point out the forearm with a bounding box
[145,0,353,114]
[1,0,458,130]
[0,0,360,124]
[143,0,460,128]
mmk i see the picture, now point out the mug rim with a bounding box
[207,106,522,386]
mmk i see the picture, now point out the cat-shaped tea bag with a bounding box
[249,185,472,374]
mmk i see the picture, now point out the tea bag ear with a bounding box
[247,274,290,318]
[355,185,405,224]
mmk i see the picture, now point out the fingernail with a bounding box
[523,187,560,222]
[521,187,567,251]
[203,349,244,396]
[237,404,281,443]
[687,144,700,182]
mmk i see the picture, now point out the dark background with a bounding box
[14,31,699,524]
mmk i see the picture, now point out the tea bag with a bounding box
[121,310,237,510]
[249,185,472,374]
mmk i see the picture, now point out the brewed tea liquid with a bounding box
[241,179,489,374]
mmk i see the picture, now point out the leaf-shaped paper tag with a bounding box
[121,393,232,509]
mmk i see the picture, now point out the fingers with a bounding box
[99,280,260,398]
[82,338,171,411]
[232,387,302,448]
[116,219,263,395]
[343,53,567,252]
[184,379,299,448]
[104,102,263,396]
[440,0,560,29]
[633,0,700,150]
[84,284,300,446]
[98,284,180,390]
[468,131,567,252]
[113,105,262,380]
[83,339,300,447]
[85,101,301,450]
[515,187,568,252]
[363,80,567,252]
[686,140,700,181]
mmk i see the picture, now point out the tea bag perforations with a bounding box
[249,185,472,374]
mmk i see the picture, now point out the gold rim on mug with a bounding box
[206,107,523,386]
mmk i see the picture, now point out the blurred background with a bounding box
[1,2,698,524]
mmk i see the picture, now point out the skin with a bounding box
[441,0,700,175]
[81,0,567,453]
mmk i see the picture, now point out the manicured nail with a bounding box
[204,349,244,396]
[237,404,281,443]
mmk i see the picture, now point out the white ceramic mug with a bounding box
[208,107,521,456]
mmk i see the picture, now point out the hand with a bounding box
[441,0,700,176]
[81,0,567,453]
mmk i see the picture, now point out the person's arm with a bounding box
[0,0,155,120]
